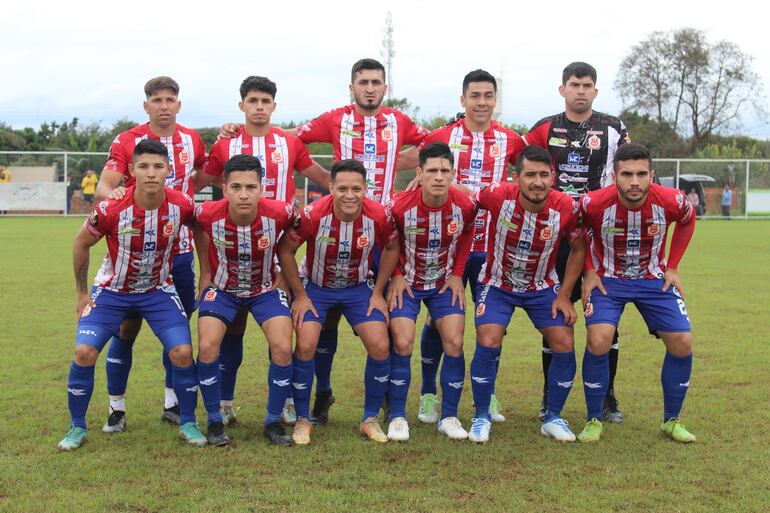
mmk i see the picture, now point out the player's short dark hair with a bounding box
[419,142,454,168]
[132,139,168,162]
[351,58,386,83]
[144,76,179,97]
[239,76,277,100]
[515,145,553,171]
[613,143,652,171]
[331,159,367,182]
[462,69,497,95]
[224,154,264,180]
[562,62,597,85]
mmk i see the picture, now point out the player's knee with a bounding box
[168,344,193,367]
[392,335,413,356]
[270,343,292,366]
[546,333,574,353]
[441,336,464,356]
[74,344,98,366]
[119,318,142,340]
[664,332,693,357]
[197,339,221,364]
[295,337,318,361]
[476,328,502,349]
[586,337,611,355]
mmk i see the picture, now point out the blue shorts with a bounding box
[303,281,386,328]
[171,252,197,316]
[390,286,465,322]
[198,287,291,326]
[463,252,486,304]
[474,283,568,329]
[585,277,691,333]
[76,287,191,351]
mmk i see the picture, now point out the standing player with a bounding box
[399,69,525,424]
[95,77,207,431]
[277,159,396,445]
[577,143,696,443]
[524,62,629,422]
[469,146,585,443]
[386,143,476,441]
[193,76,330,426]
[193,154,299,446]
[58,140,202,450]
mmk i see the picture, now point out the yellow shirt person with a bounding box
[81,170,98,198]
[0,166,11,183]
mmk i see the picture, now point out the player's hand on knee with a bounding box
[388,275,413,311]
[367,293,389,323]
[76,292,96,322]
[291,293,317,329]
[552,294,577,325]
[440,275,465,310]
[107,186,126,200]
[662,268,685,299]
[581,270,606,307]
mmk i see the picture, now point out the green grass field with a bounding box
[1,218,769,513]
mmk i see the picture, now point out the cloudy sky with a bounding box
[3,0,769,139]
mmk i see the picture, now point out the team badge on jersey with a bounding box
[81,304,92,317]
[447,220,459,235]
[357,233,369,249]
[648,224,661,236]
[588,135,601,150]
[475,303,486,317]
[89,210,99,226]
[179,150,190,165]
[204,289,217,302]
[163,222,174,237]
[271,150,284,164]
[257,235,271,250]
[584,300,594,317]
[489,143,501,158]
[381,128,393,142]
[540,227,553,241]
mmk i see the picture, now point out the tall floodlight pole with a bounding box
[381,12,395,100]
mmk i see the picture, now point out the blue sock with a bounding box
[388,352,411,420]
[419,324,443,395]
[105,337,134,396]
[292,356,314,419]
[363,356,390,420]
[196,359,222,424]
[67,362,95,429]
[470,343,499,420]
[218,333,244,402]
[265,361,293,425]
[491,346,502,395]
[545,350,576,422]
[162,349,173,389]
[440,353,465,419]
[314,328,338,393]
[582,349,609,421]
[661,352,692,421]
[172,363,198,425]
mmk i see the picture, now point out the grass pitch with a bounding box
[0,217,768,513]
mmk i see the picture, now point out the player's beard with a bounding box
[521,188,548,205]
[618,185,649,205]
[354,94,383,113]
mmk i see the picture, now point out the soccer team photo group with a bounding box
[57,59,699,452]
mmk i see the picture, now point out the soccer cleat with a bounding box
[102,409,126,433]
[540,417,576,442]
[206,421,230,446]
[310,389,336,425]
[360,417,388,443]
[281,398,297,426]
[437,416,468,440]
[387,416,410,442]
[468,417,492,443]
[538,387,548,421]
[489,394,506,423]
[292,418,312,445]
[161,404,181,425]
[179,422,207,446]
[263,422,293,446]
[577,418,604,443]
[602,389,623,424]
[660,419,696,443]
[58,426,87,451]
[417,393,439,424]
[220,405,237,426]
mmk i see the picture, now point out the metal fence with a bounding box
[1,151,769,219]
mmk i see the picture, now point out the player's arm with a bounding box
[72,224,102,320]
[191,220,212,292]
[191,169,218,193]
[398,146,419,170]
[276,232,317,328]
[298,160,331,190]
[95,169,125,201]
[553,236,586,325]
[662,203,696,299]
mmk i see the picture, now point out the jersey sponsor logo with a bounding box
[239,254,251,262]
[588,135,601,150]
[204,289,217,302]
[489,143,501,158]
[471,159,483,170]
[356,233,369,249]
[364,143,376,155]
[118,227,140,235]
[499,219,519,230]
[338,251,350,260]
[540,227,553,241]
[549,137,567,147]
[179,150,190,165]
[257,235,271,250]
[648,224,661,235]
[318,236,337,244]
[474,218,485,228]
[449,143,469,152]
[405,226,425,235]
[447,220,459,235]
[143,241,156,251]
[341,129,361,138]
[163,222,174,237]
[567,152,581,165]
[428,239,441,249]
[381,127,393,141]
[601,226,623,233]
[271,150,284,164]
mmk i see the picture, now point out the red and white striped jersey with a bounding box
[104,123,206,255]
[388,187,476,290]
[474,182,582,292]
[204,126,314,203]
[86,187,194,294]
[296,105,428,205]
[421,119,526,252]
[288,195,396,289]
[580,183,694,279]
[195,198,299,298]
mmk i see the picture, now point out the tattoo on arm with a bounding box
[76,258,89,293]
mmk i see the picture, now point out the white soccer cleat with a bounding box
[417,393,439,424]
[540,417,576,442]
[387,416,410,442]
[468,417,492,443]
[437,416,468,440]
[489,394,506,423]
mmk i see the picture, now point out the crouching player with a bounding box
[386,143,476,441]
[193,154,298,446]
[578,143,696,443]
[469,146,586,443]
[277,159,395,445]
[59,139,201,450]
